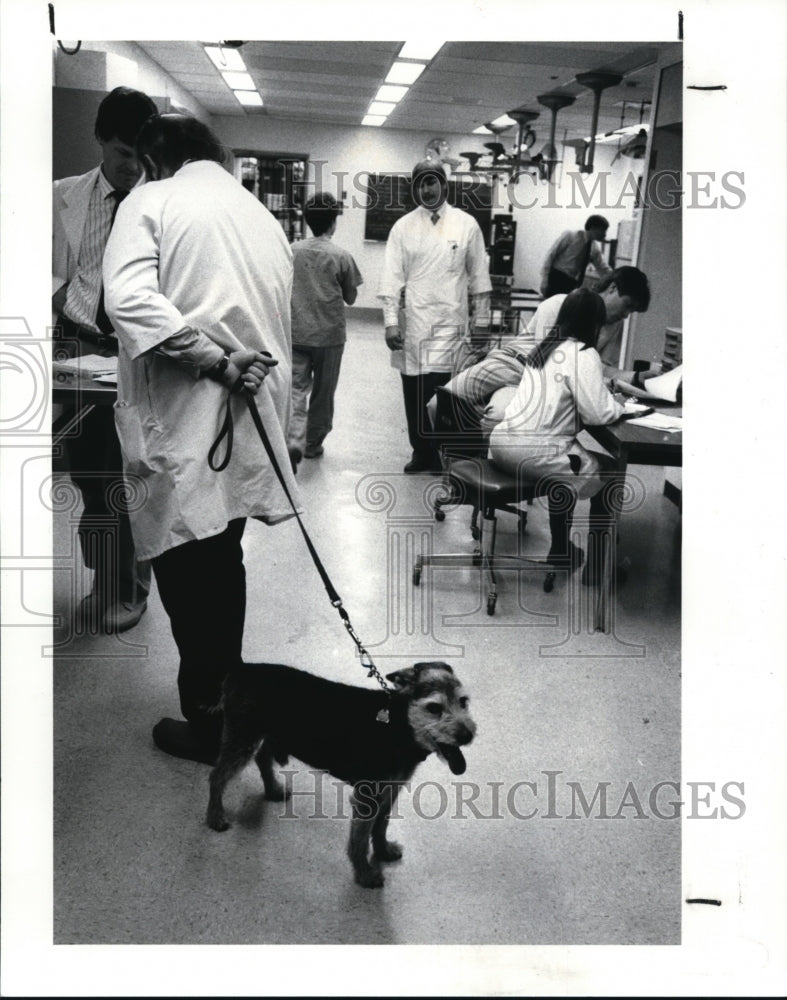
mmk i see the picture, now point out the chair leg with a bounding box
[480,503,498,615]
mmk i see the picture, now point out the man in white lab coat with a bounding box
[104,114,300,764]
[52,86,158,633]
[379,160,491,474]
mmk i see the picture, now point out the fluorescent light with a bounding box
[399,41,443,61]
[222,71,255,91]
[491,114,516,128]
[234,91,263,107]
[368,101,396,116]
[375,84,408,103]
[385,61,426,85]
[473,125,492,134]
[362,114,386,127]
[204,45,246,71]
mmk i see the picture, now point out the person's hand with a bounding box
[385,325,404,351]
[224,349,278,394]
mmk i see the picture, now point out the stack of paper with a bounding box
[53,354,118,376]
[625,412,683,432]
[616,364,683,403]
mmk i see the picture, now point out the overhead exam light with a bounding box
[574,71,623,173]
[536,93,575,182]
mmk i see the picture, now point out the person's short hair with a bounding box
[303,192,341,236]
[94,87,158,146]
[597,266,651,312]
[135,114,226,176]
[584,214,609,232]
[410,160,448,202]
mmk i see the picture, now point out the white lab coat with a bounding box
[488,339,624,498]
[103,160,300,561]
[378,203,491,374]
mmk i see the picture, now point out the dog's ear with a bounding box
[413,661,454,675]
[385,667,417,690]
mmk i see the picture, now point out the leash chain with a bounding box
[209,387,393,697]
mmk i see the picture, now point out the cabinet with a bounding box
[233,151,308,242]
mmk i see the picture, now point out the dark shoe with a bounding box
[152,718,219,766]
[304,444,324,459]
[404,457,442,475]
[547,540,585,570]
[103,599,147,633]
[288,447,302,473]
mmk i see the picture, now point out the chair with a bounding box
[413,387,565,616]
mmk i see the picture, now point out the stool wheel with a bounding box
[434,508,446,522]
[486,594,497,616]
[543,572,555,593]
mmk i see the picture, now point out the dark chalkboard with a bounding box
[363,172,493,244]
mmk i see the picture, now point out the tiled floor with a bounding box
[53,315,681,945]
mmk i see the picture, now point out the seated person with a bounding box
[487,288,626,583]
[443,266,653,430]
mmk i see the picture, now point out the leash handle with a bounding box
[208,388,392,695]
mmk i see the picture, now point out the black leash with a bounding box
[209,387,392,700]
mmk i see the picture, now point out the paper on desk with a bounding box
[625,411,683,432]
[93,373,118,384]
[53,353,118,375]
[642,364,682,402]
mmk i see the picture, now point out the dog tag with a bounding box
[376,707,390,725]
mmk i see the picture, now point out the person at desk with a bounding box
[488,288,625,581]
[443,266,651,422]
[103,114,300,765]
[52,86,158,633]
[379,160,491,474]
[540,214,613,299]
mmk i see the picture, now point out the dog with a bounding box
[206,660,476,888]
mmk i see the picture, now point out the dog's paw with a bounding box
[375,840,403,863]
[355,866,385,889]
[206,813,230,832]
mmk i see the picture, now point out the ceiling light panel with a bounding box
[362,114,386,127]
[368,101,396,116]
[234,91,263,107]
[375,84,408,103]
[204,45,246,71]
[398,41,443,61]
[221,71,256,91]
[385,61,426,85]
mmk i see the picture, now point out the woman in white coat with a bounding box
[488,288,625,580]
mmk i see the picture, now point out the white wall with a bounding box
[213,116,489,310]
[54,41,210,121]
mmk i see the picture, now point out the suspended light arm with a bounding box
[574,71,622,174]
[536,93,575,182]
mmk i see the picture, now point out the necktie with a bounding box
[95,190,128,336]
[577,236,593,286]
[431,211,440,225]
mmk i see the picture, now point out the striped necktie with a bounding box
[430,211,440,225]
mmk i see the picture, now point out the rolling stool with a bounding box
[413,456,565,616]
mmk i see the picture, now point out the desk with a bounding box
[584,405,682,632]
[52,371,116,447]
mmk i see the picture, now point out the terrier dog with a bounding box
[206,661,476,888]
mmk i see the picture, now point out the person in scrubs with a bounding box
[103,114,300,764]
[379,160,491,474]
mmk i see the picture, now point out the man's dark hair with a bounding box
[597,266,651,312]
[303,192,341,236]
[527,288,607,370]
[584,214,609,232]
[410,159,448,203]
[135,114,226,176]
[94,87,158,146]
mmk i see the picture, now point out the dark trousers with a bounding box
[151,519,247,733]
[545,267,580,298]
[401,371,452,465]
[56,315,150,606]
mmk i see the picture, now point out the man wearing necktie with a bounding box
[540,214,613,299]
[379,160,491,474]
[52,87,158,633]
